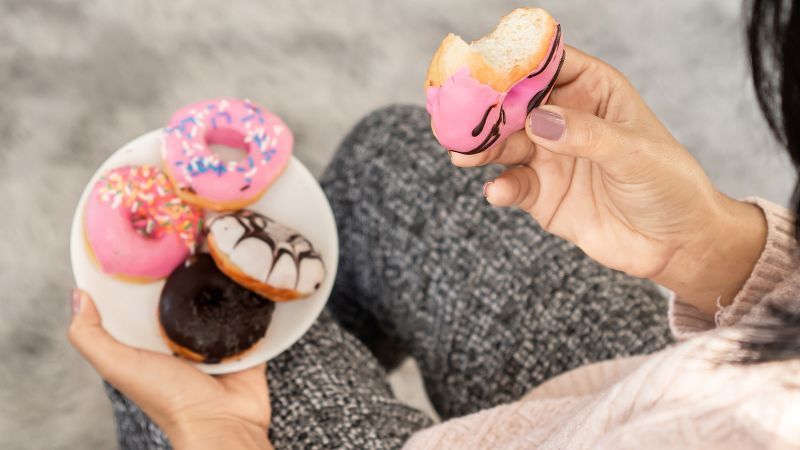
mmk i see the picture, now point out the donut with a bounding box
[206,210,325,302]
[424,8,565,154]
[84,165,203,282]
[161,98,293,210]
[158,253,276,364]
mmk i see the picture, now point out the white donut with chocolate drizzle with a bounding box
[207,210,325,300]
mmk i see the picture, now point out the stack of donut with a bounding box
[83,98,326,364]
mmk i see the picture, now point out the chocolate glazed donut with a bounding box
[159,253,275,363]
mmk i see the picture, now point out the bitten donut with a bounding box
[84,165,203,282]
[207,210,325,302]
[159,253,276,364]
[162,98,293,210]
[425,8,565,154]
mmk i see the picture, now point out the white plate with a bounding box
[69,129,338,374]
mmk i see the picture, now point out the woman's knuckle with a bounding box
[577,119,605,155]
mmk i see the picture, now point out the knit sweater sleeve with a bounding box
[669,197,797,339]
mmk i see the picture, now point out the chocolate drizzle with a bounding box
[526,52,566,115]
[472,104,497,137]
[159,254,275,364]
[463,106,506,155]
[527,24,562,79]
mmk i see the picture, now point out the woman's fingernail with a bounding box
[71,288,83,316]
[528,108,565,141]
[483,181,493,198]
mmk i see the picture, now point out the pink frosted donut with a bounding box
[84,165,203,281]
[425,8,565,154]
[162,98,293,210]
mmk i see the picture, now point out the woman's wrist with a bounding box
[168,418,272,450]
[654,194,767,316]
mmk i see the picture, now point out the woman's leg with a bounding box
[321,105,673,420]
[104,311,433,450]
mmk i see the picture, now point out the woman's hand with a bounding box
[68,289,273,450]
[452,47,767,316]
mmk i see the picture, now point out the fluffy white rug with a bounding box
[0,0,790,448]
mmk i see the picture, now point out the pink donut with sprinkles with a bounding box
[84,165,203,282]
[162,98,293,210]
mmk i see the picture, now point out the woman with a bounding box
[69,0,799,448]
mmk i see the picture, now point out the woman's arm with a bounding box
[670,197,797,336]
[652,196,766,316]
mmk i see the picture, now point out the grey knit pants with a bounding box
[105,105,672,449]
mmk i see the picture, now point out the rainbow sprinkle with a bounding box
[97,165,202,250]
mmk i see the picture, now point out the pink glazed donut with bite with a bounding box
[425,8,565,154]
[84,165,203,282]
[162,98,293,210]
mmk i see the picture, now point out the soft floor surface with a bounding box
[0,0,792,448]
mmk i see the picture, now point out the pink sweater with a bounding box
[405,199,800,449]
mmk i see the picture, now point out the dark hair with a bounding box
[735,0,800,365]
[747,0,800,225]
[723,301,800,364]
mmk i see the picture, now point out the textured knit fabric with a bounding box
[105,104,677,449]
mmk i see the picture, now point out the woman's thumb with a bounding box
[68,288,139,382]
[69,288,101,327]
[525,106,631,164]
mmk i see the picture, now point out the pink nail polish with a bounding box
[71,289,82,316]
[528,108,565,141]
[483,181,493,198]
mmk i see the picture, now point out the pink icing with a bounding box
[84,165,203,280]
[162,98,293,206]
[426,24,565,154]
